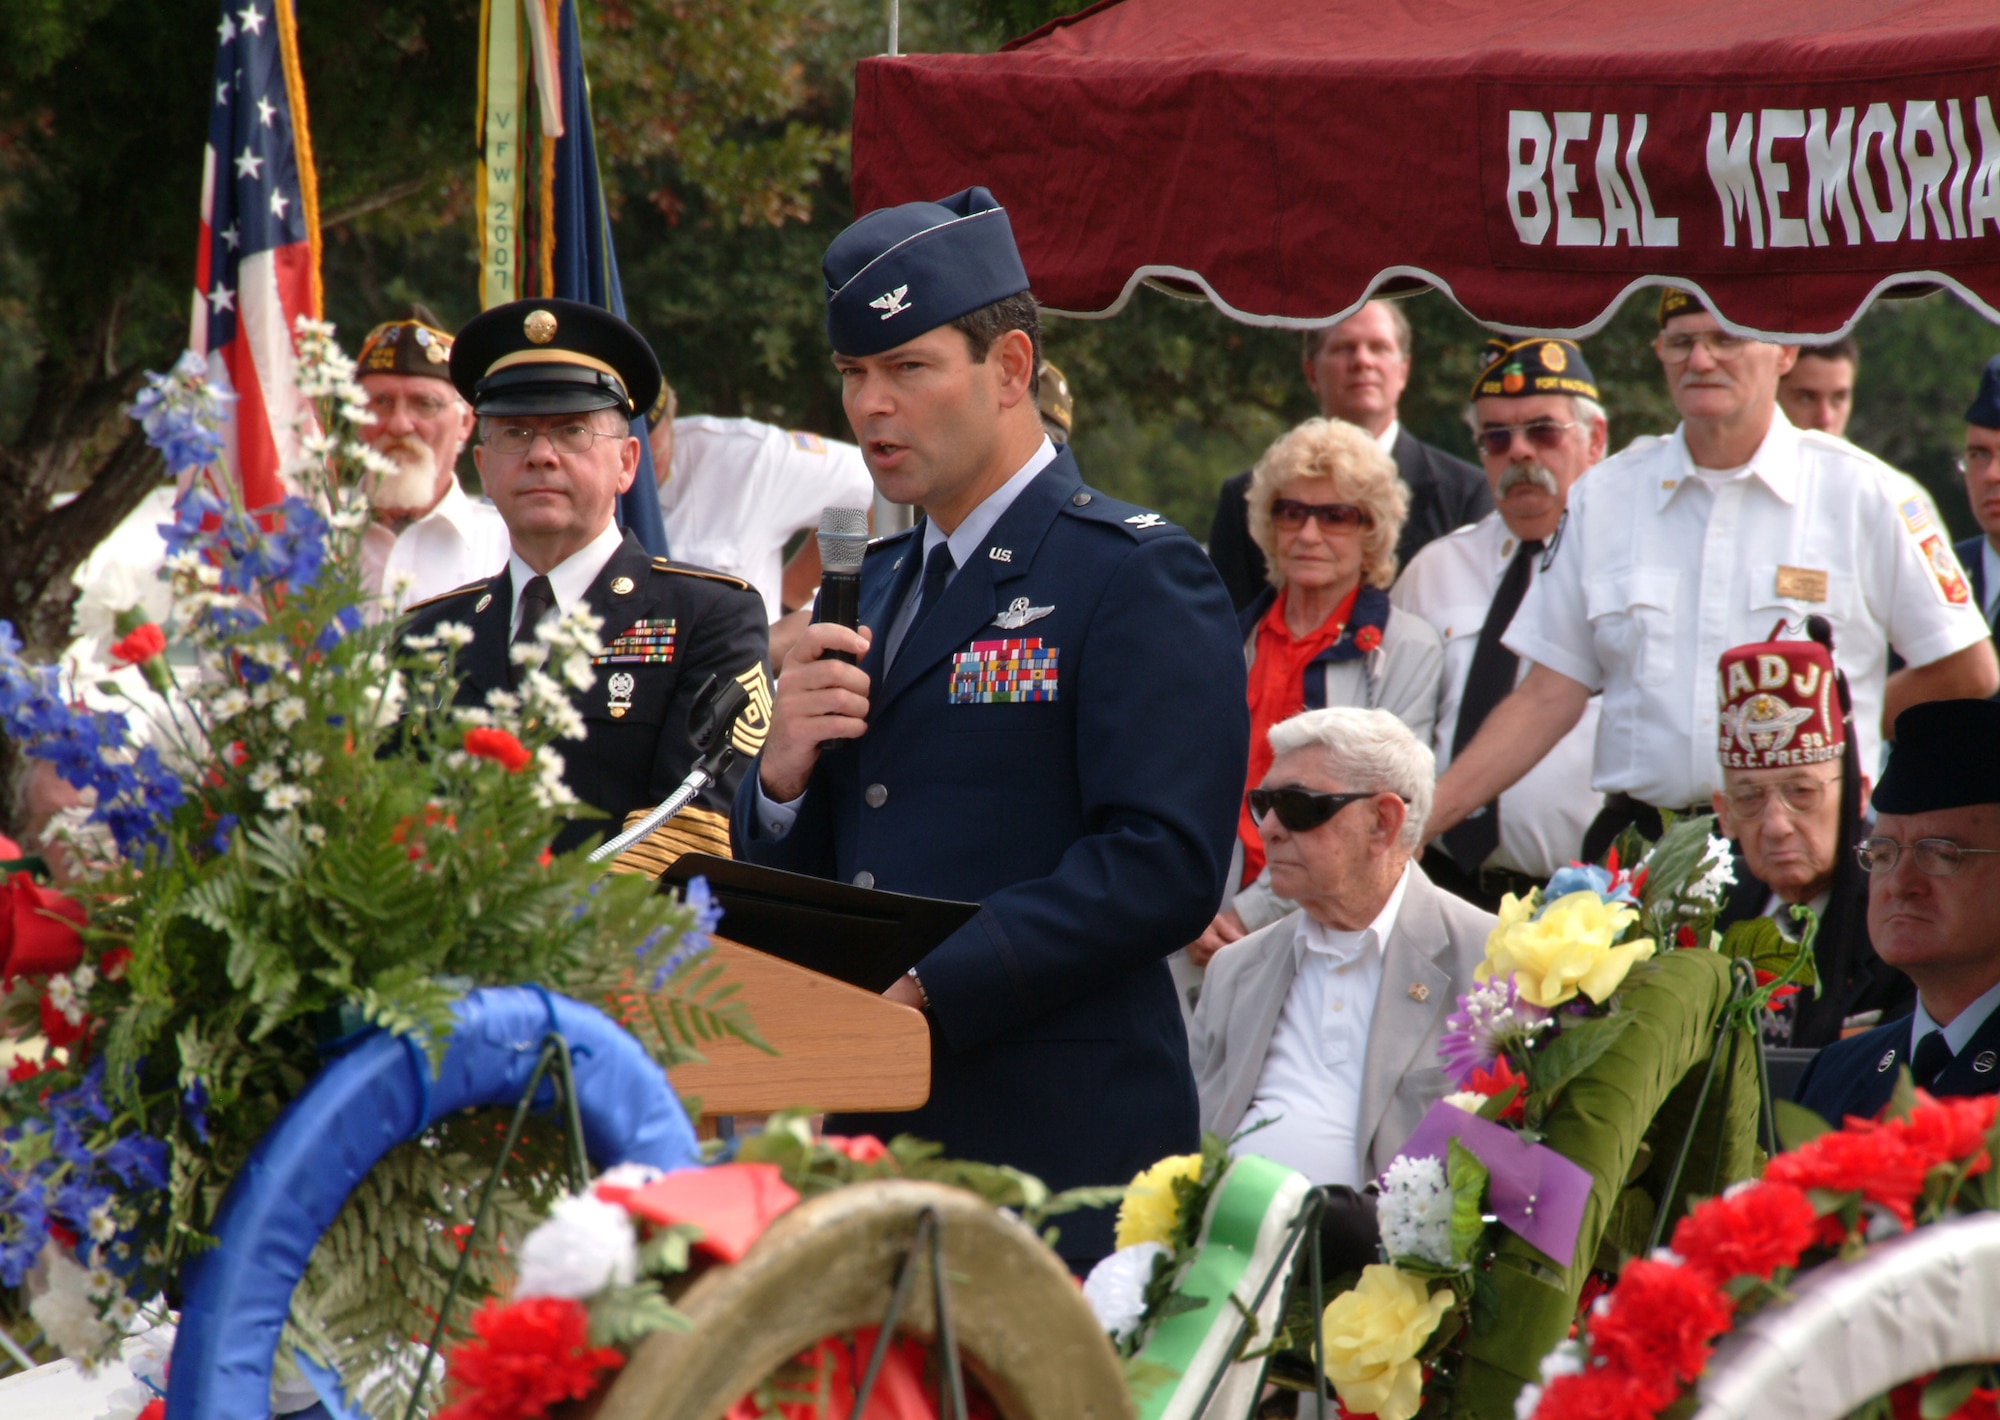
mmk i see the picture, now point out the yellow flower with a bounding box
[1319,1264,1454,1420]
[1477,889,1655,1008]
[1113,1153,1203,1250]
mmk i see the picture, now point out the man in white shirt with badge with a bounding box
[1428,289,1999,864]
[1394,337,1607,905]
[1192,706,1493,1186]
[352,312,510,615]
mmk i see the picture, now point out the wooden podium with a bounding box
[668,938,932,1126]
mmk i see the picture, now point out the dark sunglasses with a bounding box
[1270,498,1372,532]
[1473,420,1580,458]
[1246,786,1398,832]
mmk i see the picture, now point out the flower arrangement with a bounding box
[0,320,759,1418]
[1524,1088,2000,1420]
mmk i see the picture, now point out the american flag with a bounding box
[191,0,320,510]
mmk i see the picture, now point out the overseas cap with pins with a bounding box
[356,304,456,381]
[449,297,662,419]
[822,186,1030,357]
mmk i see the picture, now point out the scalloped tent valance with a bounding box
[853,0,2000,341]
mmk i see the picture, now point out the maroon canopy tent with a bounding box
[851,0,2000,339]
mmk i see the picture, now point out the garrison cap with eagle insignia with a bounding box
[822,186,1031,357]
[449,296,662,419]
[1470,337,1598,403]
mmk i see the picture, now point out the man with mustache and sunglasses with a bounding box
[1428,289,1997,867]
[1191,706,1494,1186]
[1393,337,1607,909]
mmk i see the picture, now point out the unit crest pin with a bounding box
[610,576,635,595]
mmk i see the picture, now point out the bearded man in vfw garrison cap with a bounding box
[1798,699,2000,1122]
[352,311,510,615]
[399,297,770,863]
[731,187,1249,1268]
[1710,624,1911,1050]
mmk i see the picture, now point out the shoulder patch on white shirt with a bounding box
[1899,496,1934,535]
[788,430,826,454]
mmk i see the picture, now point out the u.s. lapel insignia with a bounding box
[1876,1049,1897,1073]
[1125,512,1167,529]
[610,575,635,595]
[988,546,1013,563]
[607,670,635,718]
[474,592,493,614]
[992,596,1053,630]
[1407,982,1430,1002]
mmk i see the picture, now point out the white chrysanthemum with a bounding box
[46,975,77,1013]
[561,650,595,692]
[1377,1154,1455,1268]
[265,784,312,812]
[31,1246,113,1362]
[481,687,522,716]
[209,688,252,721]
[1686,836,1738,905]
[514,1192,638,1300]
[248,763,282,792]
[509,640,547,669]
[1081,1241,1168,1343]
[302,823,327,845]
[532,745,577,810]
[295,750,323,776]
[1441,1091,1488,1113]
[87,1205,117,1243]
[326,506,368,532]
[361,669,405,720]
[273,696,306,729]
[429,621,473,650]
[544,698,587,743]
[72,559,175,648]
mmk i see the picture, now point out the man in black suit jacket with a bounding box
[1209,300,1491,609]
[1957,354,2000,687]
[1797,700,2000,1122]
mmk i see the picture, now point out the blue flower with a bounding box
[647,877,726,989]
[1541,863,1639,911]
[314,605,364,653]
[48,1059,111,1124]
[182,1080,211,1144]
[208,814,238,856]
[128,352,232,477]
[100,1135,169,1191]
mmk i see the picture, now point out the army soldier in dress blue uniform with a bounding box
[731,188,1249,1265]
[402,297,770,862]
[1797,699,2000,1121]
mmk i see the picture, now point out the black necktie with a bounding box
[1441,538,1543,874]
[915,541,956,627]
[512,575,555,685]
[1913,1029,1954,1089]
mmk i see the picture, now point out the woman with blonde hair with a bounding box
[1188,416,1444,963]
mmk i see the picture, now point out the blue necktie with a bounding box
[915,541,956,627]
[1913,1029,1954,1089]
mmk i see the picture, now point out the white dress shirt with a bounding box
[1393,511,1602,876]
[1240,866,1410,1187]
[659,417,877,622]
[752,438,1059,840]
[1911,976,2000,1060]
[1374,419,1400,456]
[507,520,625,639]
[360,479,511,617]
[1505,416,1989,807]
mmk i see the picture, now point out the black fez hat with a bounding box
[823,187,1030,357]
[449,297,661,419]
[1873,699,2000,814]
[356,307,456,381]
[1966,353,2000,429]
[1470,338,1599,404]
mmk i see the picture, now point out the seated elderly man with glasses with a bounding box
[1190,706,1493,1186]
[1710,625,1911,1049]
[1797,699,2000,1122]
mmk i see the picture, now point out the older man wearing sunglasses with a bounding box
[1394,337,1607,909]
[1191,706,1494,1186]
[1797,699,2000,1121]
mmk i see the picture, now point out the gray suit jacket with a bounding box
[1191,864,1496,1181]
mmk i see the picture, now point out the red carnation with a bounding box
[437,1296,622,1420]
[462,728,532,773]
[822,1133,889,1164]
[0,872,87,985]
[1353,624,1383,653]
[109,623,167,666]
[1893,1093,2000,1176]
[1464,1055,1527,1123]
[1765,1124,1931,1228]
[1674,924,1698,949]
[39,994,91,1049]
[8,1053,52,1084]
[99,947,132,981]
[1671,1181,1817,1283]
[1586,1258,1732,1394]
[1533,1365,1675,1420]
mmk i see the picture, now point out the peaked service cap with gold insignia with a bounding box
[357,306,457,381]
[449,296,661,419]
[1470,337,1598,404]
[823,186,1030,357]
[1715,622,1846,771]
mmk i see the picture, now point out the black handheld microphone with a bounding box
[815,506,870,664]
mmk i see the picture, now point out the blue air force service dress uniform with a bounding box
[402,298,771,860]
[730,189,1250,1262]
[1797,699,2000,1122]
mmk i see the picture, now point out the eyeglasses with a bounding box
[483,422,620,455]
[368,392,454,420]
[1725,776,1839,818]
[1657,331,1752,361]
[1270,499,1372,532]
[1855,836,2000,876]
[1474,420,1581,458]
[1247,786,1400,833]
[1957,448,1998,475]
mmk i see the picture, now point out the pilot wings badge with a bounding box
[870,285,911,319]
[992,596,1054,630]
